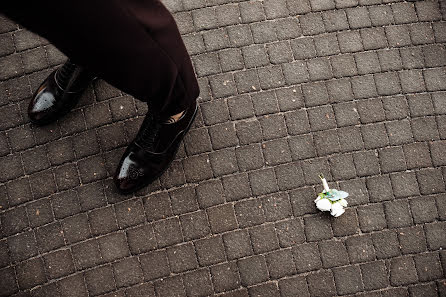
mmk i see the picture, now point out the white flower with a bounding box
[330,202,345,217]
[315,198,332,212]
[339,198,348,207]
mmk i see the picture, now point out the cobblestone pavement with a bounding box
[1,0,446,296]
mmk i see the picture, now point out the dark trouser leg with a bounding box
[0,0,199,118]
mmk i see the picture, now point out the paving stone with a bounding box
[398,226,427,255]
[27,198,54,228]
[125,283,155,297]
[35,221,65,253]
[306,57,333,81]
[282,61,309,85]
[62,213,91,244]
[233,70,260,94]
[378,49,403,72]
[196,179,225,208]
[300,12,325,36]
[333,267,365,296]
[57,273,88,297]
[183,154,213,182]
[85,265,115,296]
[259,113,287,140]
[366,175,394,202]
[345,235,376,263]
[153,217,183,248]
[139,250,170,281]
[237,255,268,286]
[112,257,143,288]
[416,168,445,195]
[323,10,349,32]
[222,172,252,201]
[154,275,186,297]
[411,116,440,141]
[308,105,336,132]
[44,249,75,279]
[274,18,302,40]
[249,168,279,196]
[360,261,389,290]
[195,235,226,266]
[414,252,443,282]
[16,257,46,290]
[249,223,279,254]
[410,196,438,224]
[409,283,439,297]
[385,200,413,229]
[424,222,446,250]
[307,270,337,297]
[390,171,420,198]
[304,214,333,241]
[290,37,316,60]
[241,283,277,297]
[183,268,213,297]
[169,186,199,215]
[125,224,157,255]
[337,126,364,152]
[390,256,418,286]
[263,138,292,165]
[392,2,418,24]
[209,148,238,177]
[207,203,237,234]
[166,243,198,273]
[239,1,265,23]
[235,144,264,172]
[372,230,401,259]
[369,5,394,26]
[329,206,359,236]
[8,231,37,263]
[6,177,32,207]
[89,206,118,236]
[435,193,446,221]
[357,204,387,232]
[235,198,266,228]
[278,275,309,297]
[331,54,357,78]
[267,41,293,64]
[223,229,253,260]
[227,25,254,48]
[251,21,278,44]
[210,262,241,293]
[319,240,349,268]
[313,129,341,156]
[98,232,130,263]
[289,186,317,217]
[71,239,103,270]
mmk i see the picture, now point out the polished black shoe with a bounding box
[114,100,198,194]
[28,59,95,125]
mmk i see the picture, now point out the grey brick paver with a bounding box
[2,0,446,296]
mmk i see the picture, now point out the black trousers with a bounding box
[0,0,199,118]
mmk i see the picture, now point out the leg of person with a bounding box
[1,0,199,116]
[1,0,199,193]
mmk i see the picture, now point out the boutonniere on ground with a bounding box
[314,174,349,217]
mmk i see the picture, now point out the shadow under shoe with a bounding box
[114,100,197,194]
[28,59,95,125]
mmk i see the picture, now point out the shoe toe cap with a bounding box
[114,153,146,194]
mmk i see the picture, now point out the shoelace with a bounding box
[135,112,162,151]
[55,60,78,90]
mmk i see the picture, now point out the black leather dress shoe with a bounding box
[114,100,198,194]
[28,59,95,125]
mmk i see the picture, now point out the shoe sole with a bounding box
[116,103,198,195]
